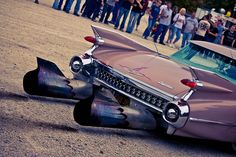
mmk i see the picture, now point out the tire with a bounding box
[73,97,94,125]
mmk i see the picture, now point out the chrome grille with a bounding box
[95,64,169,110]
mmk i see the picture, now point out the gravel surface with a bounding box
[0,0,235,156]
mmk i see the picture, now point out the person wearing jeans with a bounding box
[91,0,104,21]
[63,0,81,16]
[114,0,134,31]
[110,1,122,24]
[142,0,161,38]
[153,2,172,44]
[169,8,186,48]
[99,0,116,24]
[73,0,81,16]
[135,0,148,31]
[126,0,143,33]
[181,11,198,48]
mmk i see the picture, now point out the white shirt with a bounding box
[173,13,186,29]
[196,20,210,37]
[148,1,153,8]
[159,5,172,26]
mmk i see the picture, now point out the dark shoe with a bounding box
[114,27,118,29]
[104,21,109,25]
[64,10,70,14]
[126,31,131,34]
[73,13,80,16]
[159,42,165,45]
[153,39,158,43]
[92,19,97,22]
[34,0,39,4]
[119,29,124,32]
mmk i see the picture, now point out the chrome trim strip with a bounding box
[182,90,194,101]
[94,78,163,113]
[189,118,236,127]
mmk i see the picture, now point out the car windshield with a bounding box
[170,43,236,84]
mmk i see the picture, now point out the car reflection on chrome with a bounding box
[23,25,236,151]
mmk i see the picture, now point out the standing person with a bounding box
[193,16,210,41]
[91,0,105,21]
[181,11,198,48]
[110,1,123,24]
[168,8,186,48]
[64,0,81,16]
[99,0,117,24]
[142,0,161,39]
[126,0,144,33]
[82,0,96,18]
[166,6,178,44]
[214,20,223,44]
[221,25,236,47]
[153,1,172,45]
[135,0,148,31]
[114,0,134,31]
[205,22,218,43]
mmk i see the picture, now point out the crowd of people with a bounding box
[34,0,236,49]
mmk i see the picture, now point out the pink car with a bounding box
[23,26,236,151]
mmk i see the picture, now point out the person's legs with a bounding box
[114,7,125,29]
[185,33,192,45]
[153,24,164,42]
[126,11,135,33]
[181,32,188,48]
[57,0,64,10]
[64,0,74,13]
[129,12,139,33]
[120,8,129,31]
[63,0,70,11]
[136,12,144,30]
[169,26,177,43]
[173,29,181,44]
[159,25,169,44]
[99,3,108,22]
[73,0,81,15]
[104,5,113,24]
[91,2,100,21]
[143,18,155,38]
[80,1,86,13]
[111,2,120,24]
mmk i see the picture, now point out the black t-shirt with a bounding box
[223,30,236,47]
[207,27,218,40]
[122,0,132,10]
[132,0,143,13]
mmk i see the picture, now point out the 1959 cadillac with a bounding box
[23,25,236,150]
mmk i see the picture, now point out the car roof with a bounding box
[190,41,236,59]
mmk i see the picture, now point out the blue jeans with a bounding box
[110,2,121,24]
[114,7,129,30]
[153,24,169,43]
[170,26,181,43]
[74,0,81,14]
[126,11,140,33]
[136,12,145,27]
[99,4,113,23]
[64,0,73,12]
[181,32,192,48]
[143,17,157,38]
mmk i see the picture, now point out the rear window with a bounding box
[170,43,236,84]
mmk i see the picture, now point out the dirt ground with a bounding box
[0,0,235,157]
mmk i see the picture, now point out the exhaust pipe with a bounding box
[73,89,158,130]
[23,57,93,100]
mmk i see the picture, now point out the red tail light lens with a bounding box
[181,79,197,88]
[84,36,96,44]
